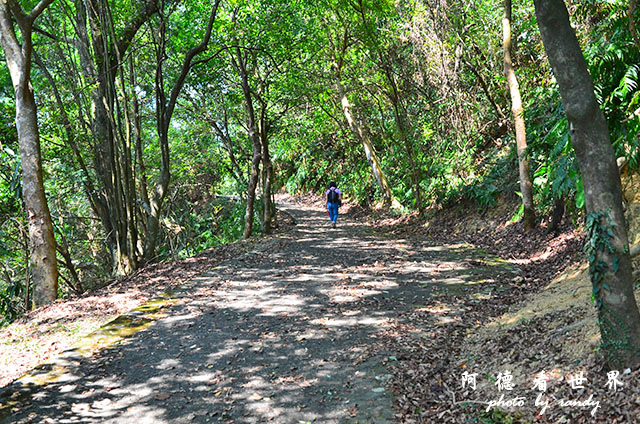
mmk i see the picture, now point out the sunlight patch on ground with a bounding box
[209,345,240,361]
[288,273,332,283]
[308,316,388,327]
[359,279,398,289]
[435,316,462,325]
[413,304,455,315]
[210,284,308,315]
[328,290,381,303]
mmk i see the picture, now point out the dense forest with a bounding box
[1,0,640,370]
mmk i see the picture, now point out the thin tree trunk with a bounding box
[244,148,262,239]
[395,106,423,214]
[79,0,139,273]
[231,44,262,239]
[382,60,424,215]
[0,0,59,307]
[211,116,245,189]
[629,0,640,53]
[462,54,506,122]
[535,0,640,368]
[56,243,82,295]
[547,196,565,235]
[129,56,150,215]
[144,0,220,260]
[114,47,139,271]
[503,0,535,231]
[327,25,399,208]
[260,113,274,234]
[336,79,398,208]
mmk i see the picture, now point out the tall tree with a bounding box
[535,0,640,368]
[68,0,159,274]
[353,0,425,213]
[0,0,59,306]
[144,0,221,261]
[503,0,535,230]
[231,45,262,240]
[226,0,300,237]
[329,24,399,208]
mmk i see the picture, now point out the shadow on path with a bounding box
[1,203,517,423]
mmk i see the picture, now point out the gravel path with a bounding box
[1,203,511,423]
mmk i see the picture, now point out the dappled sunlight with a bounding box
[3,202,519,423]
[326,289,384,303]
[309,316,389,327]
[414,303,456,315]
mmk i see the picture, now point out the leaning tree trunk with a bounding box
[0,0,59,307]
[15,76,59,306]
[394,106,423,214]
[379,54,423,214]
[336,79,399,208]
[535,0,640,368]
[503,0,535,231]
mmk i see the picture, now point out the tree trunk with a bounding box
[211,115,246,190]
[384,63,424,215]
[144,0,220,261]
[376,50,424,214]
[0,0,59,307]
[462,53,507,122]
[16,84,59,305]
[231,46,262,239]
[76,0,151,274]
[503,0,535,231]
[535,0,640,368]
[244,146,262,239]
[260,113,274,234]
[547,196,565,235]
[336,79,399,208]
[395,107,423,214]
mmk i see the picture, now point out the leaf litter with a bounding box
[364,195,640,422]
[0,210,295,388]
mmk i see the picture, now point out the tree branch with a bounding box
[164,0,221,129]
[27,0,55,21]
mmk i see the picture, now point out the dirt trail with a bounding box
[1,203,516,423]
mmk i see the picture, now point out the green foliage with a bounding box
[0,218,28,324]
[0,98,26,323]
[0,273,26,325]
[0,101,20,219]
[477,407,530,424]
[158,196,249,260]
[579,2,640,166]
[585,210,617,308]
[584,208,638,366]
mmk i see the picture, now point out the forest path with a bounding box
[2,202,515,423]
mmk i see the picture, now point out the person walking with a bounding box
[326,181,342,228]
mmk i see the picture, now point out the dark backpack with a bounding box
[327,188,340,203]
